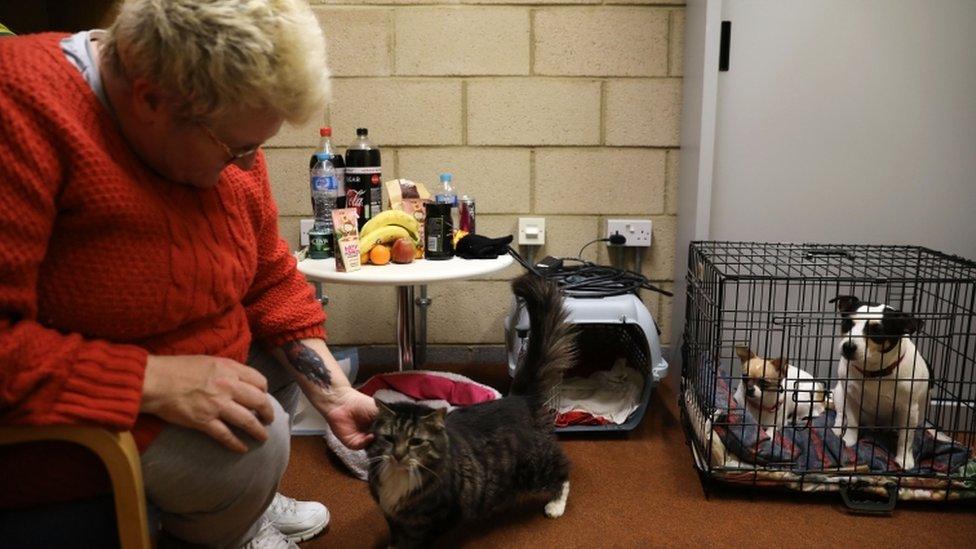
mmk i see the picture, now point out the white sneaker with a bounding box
[265,493,330,542]
[242,516,298,549]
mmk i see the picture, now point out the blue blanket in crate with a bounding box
[698,360,972,474]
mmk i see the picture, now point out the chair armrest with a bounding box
[0,425,150,549]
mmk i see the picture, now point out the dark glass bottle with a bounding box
[424,202,454,260]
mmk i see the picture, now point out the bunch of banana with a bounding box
[359,209,421,255]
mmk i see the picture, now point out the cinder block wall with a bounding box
[266,0,684,349]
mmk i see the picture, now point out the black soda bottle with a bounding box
[344,128,381,229]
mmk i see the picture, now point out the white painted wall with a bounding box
[673,0,976,366]
[711,0,976,259]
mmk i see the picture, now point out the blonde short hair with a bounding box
[103,0,329,124]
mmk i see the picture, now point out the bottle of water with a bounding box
[309,127,345,208]
[309,152,338,259]
[435,172,459,230]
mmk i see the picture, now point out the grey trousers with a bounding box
[141,347,300,548]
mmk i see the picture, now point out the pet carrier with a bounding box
[681,242,976,510]
[506,293,669,433]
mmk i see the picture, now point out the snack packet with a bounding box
[332,208,361,272]
[398,198,428,259]
[385,178,432,211]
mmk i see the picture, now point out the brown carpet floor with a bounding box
[280,363,976,548]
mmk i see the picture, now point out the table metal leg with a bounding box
[396,285,416,370]
[415,285,431,367]
[312,281,329,306]
[407,286,416,368]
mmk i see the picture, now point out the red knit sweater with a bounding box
[0,34,326,505]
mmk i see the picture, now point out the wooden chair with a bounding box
[0,425,151,549]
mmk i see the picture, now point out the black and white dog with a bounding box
[829,296,930,470]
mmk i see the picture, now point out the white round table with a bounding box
[298,255,515,370]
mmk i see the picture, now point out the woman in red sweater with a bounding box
[0,0,374,546]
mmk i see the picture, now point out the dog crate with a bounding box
[680,241,976,510]
[506,293,669,433]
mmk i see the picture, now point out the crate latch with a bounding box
[840,482,897,515]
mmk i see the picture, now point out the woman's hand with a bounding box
[273,338,377,449]
[321,387,378,450]
[141,354,274,453]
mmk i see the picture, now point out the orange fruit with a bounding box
[369,244,391,265]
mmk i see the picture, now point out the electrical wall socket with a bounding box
[606,219,652,247]
[518,217,546,246]
[300,218,315,247]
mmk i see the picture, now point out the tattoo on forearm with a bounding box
[282,341,331,389]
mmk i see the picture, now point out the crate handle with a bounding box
[840,482,897,515]
[804,248,855,260]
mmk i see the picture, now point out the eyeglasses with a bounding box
[199,122,261,162]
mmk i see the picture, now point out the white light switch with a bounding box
[300,219,315,247]
[518,217,546,246]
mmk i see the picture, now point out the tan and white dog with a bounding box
[829,295,930,470]
[733,346,827,439]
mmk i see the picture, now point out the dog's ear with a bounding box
[735,345,756,363]
[886,312,923,336]
[770,357,789,376]
[829,295,861,313]
[906,315,923,335]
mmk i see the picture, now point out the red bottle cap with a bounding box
[320,127,332,137]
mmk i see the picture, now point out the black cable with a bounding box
[578,238,609,260]
[507,247,673,299]
[507,245,541,277]
[552,261,674,298]
[577,234,626,261]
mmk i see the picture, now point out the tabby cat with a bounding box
[366,273,576,548]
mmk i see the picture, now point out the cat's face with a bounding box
[368,400,449,473]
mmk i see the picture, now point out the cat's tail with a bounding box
[509,272,577,428]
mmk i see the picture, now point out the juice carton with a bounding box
[332,208,361,272]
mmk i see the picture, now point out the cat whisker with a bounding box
[408,464,420,490]
[409,459,441,481]
[403,460,417,484]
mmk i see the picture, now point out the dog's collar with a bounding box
[853,351,904,379]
